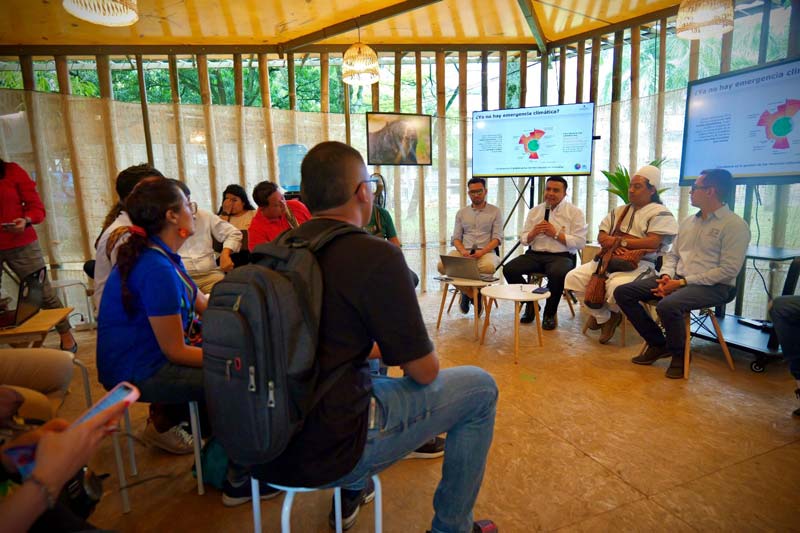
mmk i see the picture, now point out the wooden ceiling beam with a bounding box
[548,5,679,49]
[278,0,444,52]
[516,0,548,54]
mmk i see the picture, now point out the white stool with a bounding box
[51,279,95,330]
[251,474,383,533]
[111,400,204,513]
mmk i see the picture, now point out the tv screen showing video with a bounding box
[366,112,432,166]
[471,103,596,177]
[680,56,800,186]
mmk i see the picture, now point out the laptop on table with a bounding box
[0,267,45,329]
[439,255,499,282]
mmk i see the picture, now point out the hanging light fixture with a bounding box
[676,0,734,40]
[62,0,139,27]
[342,22,379,86]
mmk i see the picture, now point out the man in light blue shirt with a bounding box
[615,169,750,379]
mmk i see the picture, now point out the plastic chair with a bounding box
[250,474,383,533]
[111,400,204,513]
[50,278,95,329]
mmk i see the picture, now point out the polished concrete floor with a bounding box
[48,290,800,532]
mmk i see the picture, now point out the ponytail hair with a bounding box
[115,177,185,314]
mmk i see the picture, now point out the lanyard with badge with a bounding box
[149,240,203,346]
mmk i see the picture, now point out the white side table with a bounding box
[480,284,550,363]
[436,277,497,340]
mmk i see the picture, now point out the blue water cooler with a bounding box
[277,144,308,192]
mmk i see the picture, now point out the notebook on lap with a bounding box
[0,267,45,329]
[439,255,498,282]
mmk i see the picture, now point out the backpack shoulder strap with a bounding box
[276,220,366,254]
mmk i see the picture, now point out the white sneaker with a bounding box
[142,421,194,454]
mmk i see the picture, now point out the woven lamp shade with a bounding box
[62,0,139,27]
[342,43,380,86]
[676,0,733,40]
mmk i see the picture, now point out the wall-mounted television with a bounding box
[366,112,432,166]
[679,56,800,186]
[471,103,595,178]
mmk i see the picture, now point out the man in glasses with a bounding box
[615,168,750,379]
[438,177,503,314]
[256,141,498,533]
[248,180,312,250]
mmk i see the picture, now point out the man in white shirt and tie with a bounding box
[503,176,587,330]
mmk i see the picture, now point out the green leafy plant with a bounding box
[602,158,668,204]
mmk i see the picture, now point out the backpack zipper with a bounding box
[248,366,256,392]
[267,381,276,408]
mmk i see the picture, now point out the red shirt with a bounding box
[248,199,312,251]
[0,162,46,250]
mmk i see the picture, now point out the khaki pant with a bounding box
[0,348,74,421]
[188,269,225,294]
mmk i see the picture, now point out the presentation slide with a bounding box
[471,103,595,177]
[680,57,800,184]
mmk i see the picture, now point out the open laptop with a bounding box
[439,255,499,282]
[0,267,45,329]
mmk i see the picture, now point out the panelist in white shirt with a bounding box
[503,176,587,330]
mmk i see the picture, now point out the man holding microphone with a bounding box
[503,176,587,329]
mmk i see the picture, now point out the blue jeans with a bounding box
[325,366,498,533]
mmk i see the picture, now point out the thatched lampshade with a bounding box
[676,0,734,40]
[62,0,139,27]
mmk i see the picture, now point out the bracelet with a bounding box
[27,474,56,509]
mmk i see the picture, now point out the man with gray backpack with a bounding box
[203,141,498,532]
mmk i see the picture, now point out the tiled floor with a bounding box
[42,289,800,532]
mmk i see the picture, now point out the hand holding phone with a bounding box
[72,382,139,426]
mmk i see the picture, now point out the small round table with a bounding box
[436,277,497,340]
[480,284,550,363]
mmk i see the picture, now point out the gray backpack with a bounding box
[202,221,364,465]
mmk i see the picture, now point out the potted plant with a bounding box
[602,158,667,204]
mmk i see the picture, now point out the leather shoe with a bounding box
[459,294,470,314]
[542,315,556,330]
[631,344,670,365]
[520,303,534,324]
[665,358,685,379]
[598,312,622,344]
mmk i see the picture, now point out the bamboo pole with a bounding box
[436,51,447,252]
[135,55,154,165]
[558,46,566,104]
[587,36,601,236]
[519,50,528,107]
[539,50,549,106]
[343,82,351,146]
[371,63,380,176]
[498,50,507,252]
[55,55,92,261]
[19,55,58,265]
[258,54,278,182]
[654,19,667,161]
[96,54,119,195]
[458,51,467,209]
[168,55,188,183]
[574,41,586,206]
[393,52,402,238]
[608,30,623,211]
[320,53,330,139]
[287,52,296,110]
[197,54,220,212]
[679,40,699,221]
[629,27,640,178]
[481,51,488,111]
[234,53,247,189]
[417,51,427,290]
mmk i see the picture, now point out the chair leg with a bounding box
[112,428,131,513]
[446,290,458,314]
[281,489,296,533]
[251,477,261,533]
[638,341,648,357]
[710,314,735,370]
[564,290,575,317]
[123,409,137,476]
[372,474,383,533]
[334,487,343,533]
[72,358,93,408]
[188,401,205,495]
[684,314,692,379]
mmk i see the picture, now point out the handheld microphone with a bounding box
[470,246,477,255]
[544,203,551,222]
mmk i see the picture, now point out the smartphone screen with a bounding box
[73,383,136,426]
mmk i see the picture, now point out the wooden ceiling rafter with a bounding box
[516,0,548,54]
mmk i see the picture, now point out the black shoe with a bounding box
[329,477,375,530]
[520,303,534,324]
[793,389,800,418]
[665,358,685,379]
[459,294,470,314]
[221,478,282,507]
[631,345,670,365]
[542,315,556,330]
[427,519,498,533]
[405,436,445,459]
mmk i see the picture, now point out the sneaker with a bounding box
[405,436,445,459]
[542,315,557,330]
[222,477,282,507]
[665,358,685,379]
[329,477,375,530]
[631,344,670,365]
[142,421,194,455]
[459,294,470,314]
[598,312,622,344]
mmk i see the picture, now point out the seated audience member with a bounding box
[93,164,165,309]
[248,181,311,250]
[615,169,750,379]
[217,184,256,266]
[0,402,127,533]
[437,178,502,314]
[771,295,800,416]
[97,177,208,454]
[564,165,678,344]
[0,159,76,353]
[364,173,419,287]
[503,176,587,329]
[0,348,74,423]
[255,141,498,532]
[177,182,243,294]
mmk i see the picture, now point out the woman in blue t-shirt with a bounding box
[97,177,208,454]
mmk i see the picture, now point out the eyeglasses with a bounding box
[468,188,485,195]
[354,178,379,196]
[188,201,198,214]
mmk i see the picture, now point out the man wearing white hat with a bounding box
[564,165,679,344]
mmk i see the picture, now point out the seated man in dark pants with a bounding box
[256,141,498,532]
[615,169,750,379]
[771,295,800,417]
[503,176,587,329]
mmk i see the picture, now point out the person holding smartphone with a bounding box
[0,159,77,353]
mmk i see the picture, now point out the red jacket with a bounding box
[0,162,46,250]
[248,199,312,251]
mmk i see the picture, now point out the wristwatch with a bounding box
[620,238,628,247]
